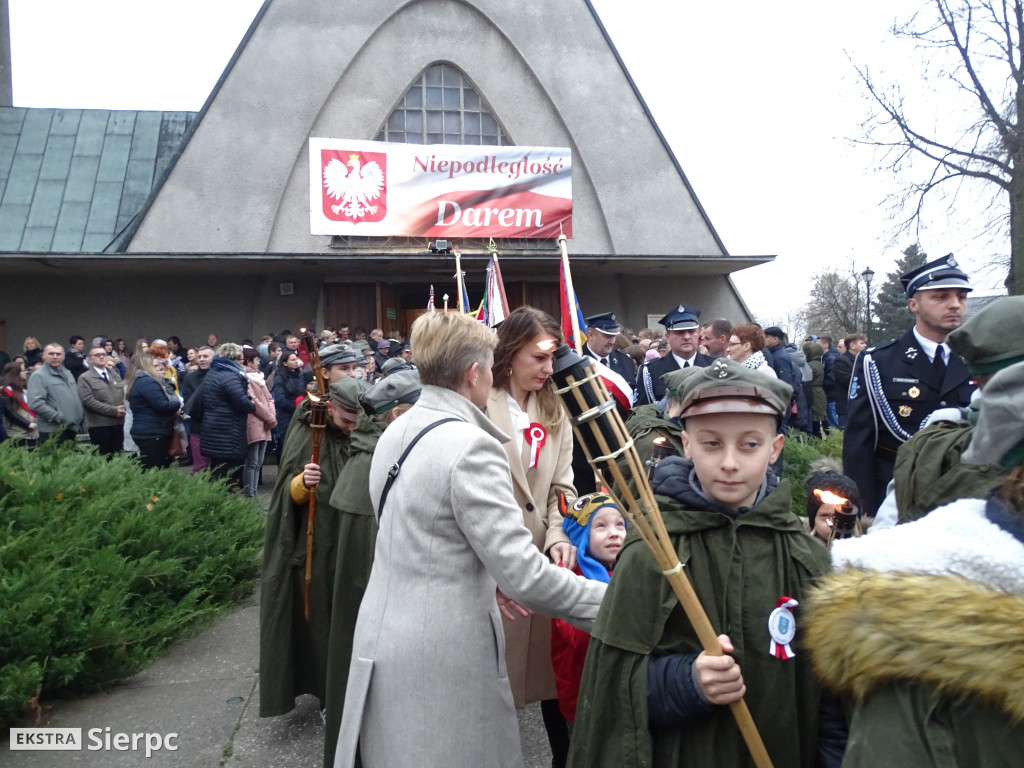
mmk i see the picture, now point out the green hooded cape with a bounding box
[259,400,351,716]
[568,480,831,768]
[323,410,384,766]
[616,405,684,496]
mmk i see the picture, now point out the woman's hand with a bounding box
[302,462,321,488]
[694,634,746,705]
[548,542,577,571]
[496,588,531,621]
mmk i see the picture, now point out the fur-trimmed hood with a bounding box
[806,570,1024,721]
[832,497,1024,592]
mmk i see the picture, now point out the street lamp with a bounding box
[861,266,875,343]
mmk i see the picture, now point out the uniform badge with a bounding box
[768,597,798,659]
[849,377,859,399]
[908,386,920,398]
[899,405,912,417]
[904,347,919,360]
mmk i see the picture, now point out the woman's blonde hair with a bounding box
[411,311,496,390]
[125,353,159,393]
[218,342,243,360]
[491,306,563,428]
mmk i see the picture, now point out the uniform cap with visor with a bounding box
[659,305,701,332]
[585,312,622,336]
[900,254,973,298]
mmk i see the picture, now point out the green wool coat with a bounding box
[568,481,831,768]
[323,410,384,767]
[259,401,350,716]
[893,419,1006,524]
[617,405,684,496]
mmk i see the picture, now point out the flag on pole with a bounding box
[427,284,435,312]
[476,253,510,327]
[457,270,472,313]
[559,246,587,352]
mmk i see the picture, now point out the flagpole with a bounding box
[454,245,464,314]
[558,232,582,354]
[488,238,510,318]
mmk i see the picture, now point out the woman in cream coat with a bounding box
[487,306,578,763]
[335,311,604,768]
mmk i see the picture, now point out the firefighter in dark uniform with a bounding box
[842,254,976,518]
[582,312,637,385]
[634,305,714,406]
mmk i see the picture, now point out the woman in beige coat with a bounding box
[488,306,577,765]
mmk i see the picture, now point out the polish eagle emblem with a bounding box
[323,153,385,219]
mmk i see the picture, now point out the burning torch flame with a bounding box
[653,436,667,446]
[308,393,321,404]
[813,489,848,506]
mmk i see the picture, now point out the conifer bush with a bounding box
[781,428,845,518]
[0,440,263,727]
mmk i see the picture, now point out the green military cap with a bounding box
[661,369,690,400]
[948,296,1024,375]
[381,358,415,377]
[360,369,422,416]
[962,359,1024,468]
[319,343,361,367]
[675,358,793,420]
[328,376,371,421]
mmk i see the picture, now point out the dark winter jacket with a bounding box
[181,367,209,431]
[128,374,179,438]
[832,351,856,416]
[200,356,255,461]
[271,366,308,445]
[764,344,807,429]
[822,349,840,400]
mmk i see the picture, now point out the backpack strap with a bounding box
[377,418,459,520]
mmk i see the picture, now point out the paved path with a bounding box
[3,465,554,767]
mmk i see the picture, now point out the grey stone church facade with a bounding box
[0,0,770,350]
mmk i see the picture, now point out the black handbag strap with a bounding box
[377,418,459,520]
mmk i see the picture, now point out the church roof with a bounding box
[0,107,195,253]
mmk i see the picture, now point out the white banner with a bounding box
[309,139,572,238]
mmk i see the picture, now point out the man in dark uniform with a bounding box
[582,312,636,384]
[634,305,713,406]
[842,254,976,517]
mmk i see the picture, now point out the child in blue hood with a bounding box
[551,493,626,726]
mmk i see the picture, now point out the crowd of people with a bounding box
[3,254,1022,767]
[0,326,416,493]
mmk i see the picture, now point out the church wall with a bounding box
[128,0,725,260]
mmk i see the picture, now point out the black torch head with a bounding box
[549,344,623,473]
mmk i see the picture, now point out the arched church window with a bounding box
[376,63,512,145]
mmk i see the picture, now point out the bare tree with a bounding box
[803,267,867,339]
[853,0,1023,294]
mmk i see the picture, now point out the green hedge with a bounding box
[0,440,263,727]
[781,428,845,519]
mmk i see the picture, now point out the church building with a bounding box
[0,0,770,349]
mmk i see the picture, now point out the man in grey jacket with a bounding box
[28,343,85,443]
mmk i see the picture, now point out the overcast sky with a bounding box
[8,0,1010,325]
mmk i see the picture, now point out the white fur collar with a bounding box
[832,498,1024,593]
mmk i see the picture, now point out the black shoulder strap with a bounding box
[377,418,459,520]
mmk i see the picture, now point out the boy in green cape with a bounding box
[569,359,845,768]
